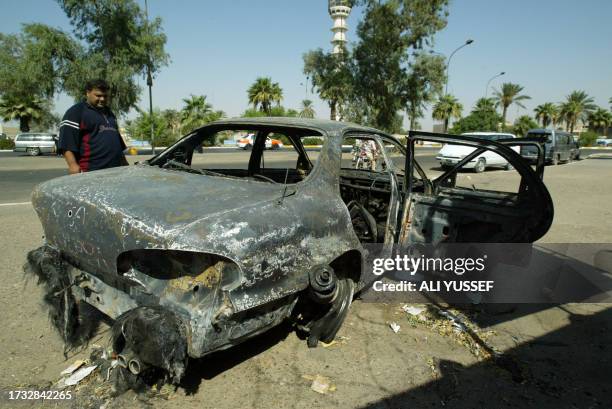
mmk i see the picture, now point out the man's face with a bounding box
[86,88,108,108]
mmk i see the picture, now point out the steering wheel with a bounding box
[251,173,277,183]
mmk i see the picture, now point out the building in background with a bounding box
[328,0,352,54]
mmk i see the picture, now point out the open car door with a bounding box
[398,131,553,245]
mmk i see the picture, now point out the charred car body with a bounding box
[25,118,553,383]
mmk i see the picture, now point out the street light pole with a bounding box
[485,71,505,99]
[144,0,155,155]
[445,39,474,95]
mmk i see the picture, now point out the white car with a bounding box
[436,132,519,172]
[236,134,284,150]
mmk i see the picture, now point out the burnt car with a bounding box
[25,118,553,384]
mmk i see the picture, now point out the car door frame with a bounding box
[398,131,553,245]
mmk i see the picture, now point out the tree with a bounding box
[180,95,223,133]
[299,99,316,118]
[588,107,612,136]
[351,0,449,131]
[472,98,496,114]
[432,94,462,132]
[243,106,296,118]
[0,24,78,131]
[492,83,531,126]
[402,52,446,131]
[303,49,352,121]
[135,109,168,144]
[162,109,182,140]
[534,102,558,128]
[247,77,283,115]
[512,115,538,137]
[450,109,502,135]
[558,90,596,133]
[0,95,47,132]
[58,0,169,115]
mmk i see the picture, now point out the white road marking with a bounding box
[0,202,31,207]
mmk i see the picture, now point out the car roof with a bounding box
[209,117,384,135]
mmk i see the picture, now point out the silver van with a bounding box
[13,133,57,156]
[521,129,573,165]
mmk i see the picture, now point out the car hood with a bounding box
[32,165,287,271]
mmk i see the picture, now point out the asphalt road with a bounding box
[0,148,605,204]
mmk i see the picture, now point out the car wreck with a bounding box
[24,118,553,386]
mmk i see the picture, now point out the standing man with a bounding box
[59,79,128,174]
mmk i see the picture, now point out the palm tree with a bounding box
[247,77,283,115]
[512,115,538,137]
[558,90,596,133]
[432,94,463,132]
[180,95,214,133]
[472,97,496,114]
[588,108,612,136]
[0,95,46,132]
[492,83,531,126]
[162,109,182,139]
[533,103,558,128]
[299,99,316,118]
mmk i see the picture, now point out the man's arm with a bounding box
[59,104,82,173]
[63,151,81,174]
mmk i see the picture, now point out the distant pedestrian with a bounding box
[58,79,128,174]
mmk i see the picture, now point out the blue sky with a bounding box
[1,0,611,131]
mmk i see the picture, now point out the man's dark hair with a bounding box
[85,79,110,92]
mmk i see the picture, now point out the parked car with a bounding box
[521,129,573,165]
[236,133,283,150]
[25,118,553,386]
[13,132,57,156]
[596,137,612,147]
[436,132,518,172]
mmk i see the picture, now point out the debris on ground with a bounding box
[402,304,426,316]
[56,365,98,389]
[321,335,350,348]
[60,359,86,376]
[303,374,337,394]
[389,322,401,333]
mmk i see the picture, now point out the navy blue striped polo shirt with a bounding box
[58,101,126,172]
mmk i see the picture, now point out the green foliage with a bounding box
[126,108,173,146]
[511,115,538,137]
[0,24,77,130]
[492,83,531,125]
[579,131,598,147]
[302,137,323,146]
[0,95,48,132]
[403,52,446,130]
[450,109,502,135]
[0,138,15,149]
[432,94,462,132]
[58,0,169,115]
[587,107,612,136]
[350,0,449,131]
[247,77,283,114]
[534,102,559,128]
[558,90,596,133]
[473,98,496,114]
[242,105,296,118]
[299,100,316,118]
[180,95,224,134]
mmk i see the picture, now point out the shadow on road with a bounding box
[358,306,612,408]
